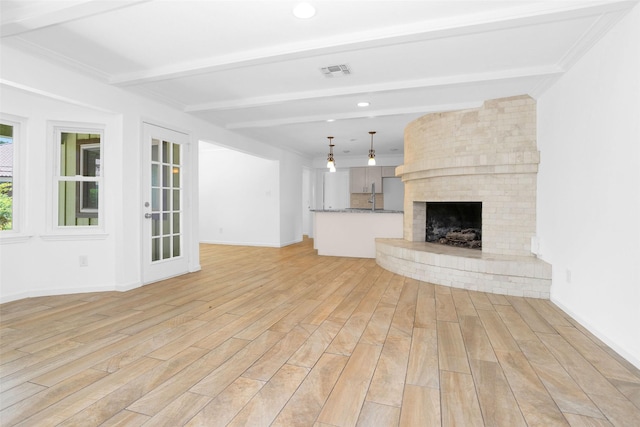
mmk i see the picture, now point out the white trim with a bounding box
[0,234,33,244]
[40,233,109,241]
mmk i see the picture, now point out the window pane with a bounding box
[60,133,100,177]
[57,131,101,227]
[58,181,98,226]
[0,123,13,231]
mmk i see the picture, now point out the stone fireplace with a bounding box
[376,95,552,298]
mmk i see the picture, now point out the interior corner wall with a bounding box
[279,150,304,246]
[537,5,640,367]
[199,143,280,247]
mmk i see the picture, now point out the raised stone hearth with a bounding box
[376,239,551,298]
[376,95,552,298]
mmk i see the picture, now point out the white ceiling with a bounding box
[1,0,636,159]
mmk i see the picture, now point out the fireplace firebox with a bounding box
[426,202,482,249]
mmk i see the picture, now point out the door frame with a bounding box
[140,121,198,284]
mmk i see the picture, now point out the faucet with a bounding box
[368,182,376,211]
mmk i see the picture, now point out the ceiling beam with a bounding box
[1,0,151,38]
[225,102,484,130]
[108,1,630,87]
[184,66,563,113]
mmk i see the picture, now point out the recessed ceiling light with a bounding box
[357,102,370,107]
[293,2,316,19]
[327,119,335,122]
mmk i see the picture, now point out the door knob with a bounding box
[145,213,152,219]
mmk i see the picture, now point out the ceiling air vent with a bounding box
[320,64,351,78]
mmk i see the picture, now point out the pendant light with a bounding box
[326,136,336,172]
[368,131,376,166]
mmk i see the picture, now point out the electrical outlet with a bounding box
[79,255,88,267]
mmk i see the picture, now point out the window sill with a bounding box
[40,233,109,241]
[0,234,33,244]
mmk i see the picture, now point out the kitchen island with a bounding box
[312,209,403,258]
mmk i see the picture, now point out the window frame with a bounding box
[45,121,107,239]
[0,113,28,244]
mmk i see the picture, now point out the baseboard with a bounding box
[114,281,142,292]
[279,238,303,247]
[551,297,640,370]
[199,239,281,248]
[1,280,144,304]
[1,284,118,304]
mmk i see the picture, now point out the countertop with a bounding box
[311,208,403,214]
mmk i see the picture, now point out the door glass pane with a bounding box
[173,213,180,233]
[151,188,160,211]
[149,138,182,263]
[162,165,170,187]
[152,237,160,261]
[173,190,180,210]
[172,143,180,165]
[162,140,169,163]
[162,189,170,211]
[152,139,159,162]
[173,235,181,257]
[172,167,180,188]
[162,212,170,234]
[151,164,159,186]
[162,236,171,259]
[152,215,160,236]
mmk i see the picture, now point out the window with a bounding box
[55,128,103,227]
[0,122,14,231]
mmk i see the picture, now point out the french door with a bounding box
[142,123,190,283]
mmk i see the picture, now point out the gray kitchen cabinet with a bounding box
[350,166,382,193]
[382,166,397,178]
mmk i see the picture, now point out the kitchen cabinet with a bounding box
[382,166,397,178]
[350,166,382,193]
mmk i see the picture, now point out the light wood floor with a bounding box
[1,238,640,427]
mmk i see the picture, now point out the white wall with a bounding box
[0,87,119,300]
[199,143,280,246]
[0,43,308,302]
[537,5,640,367]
